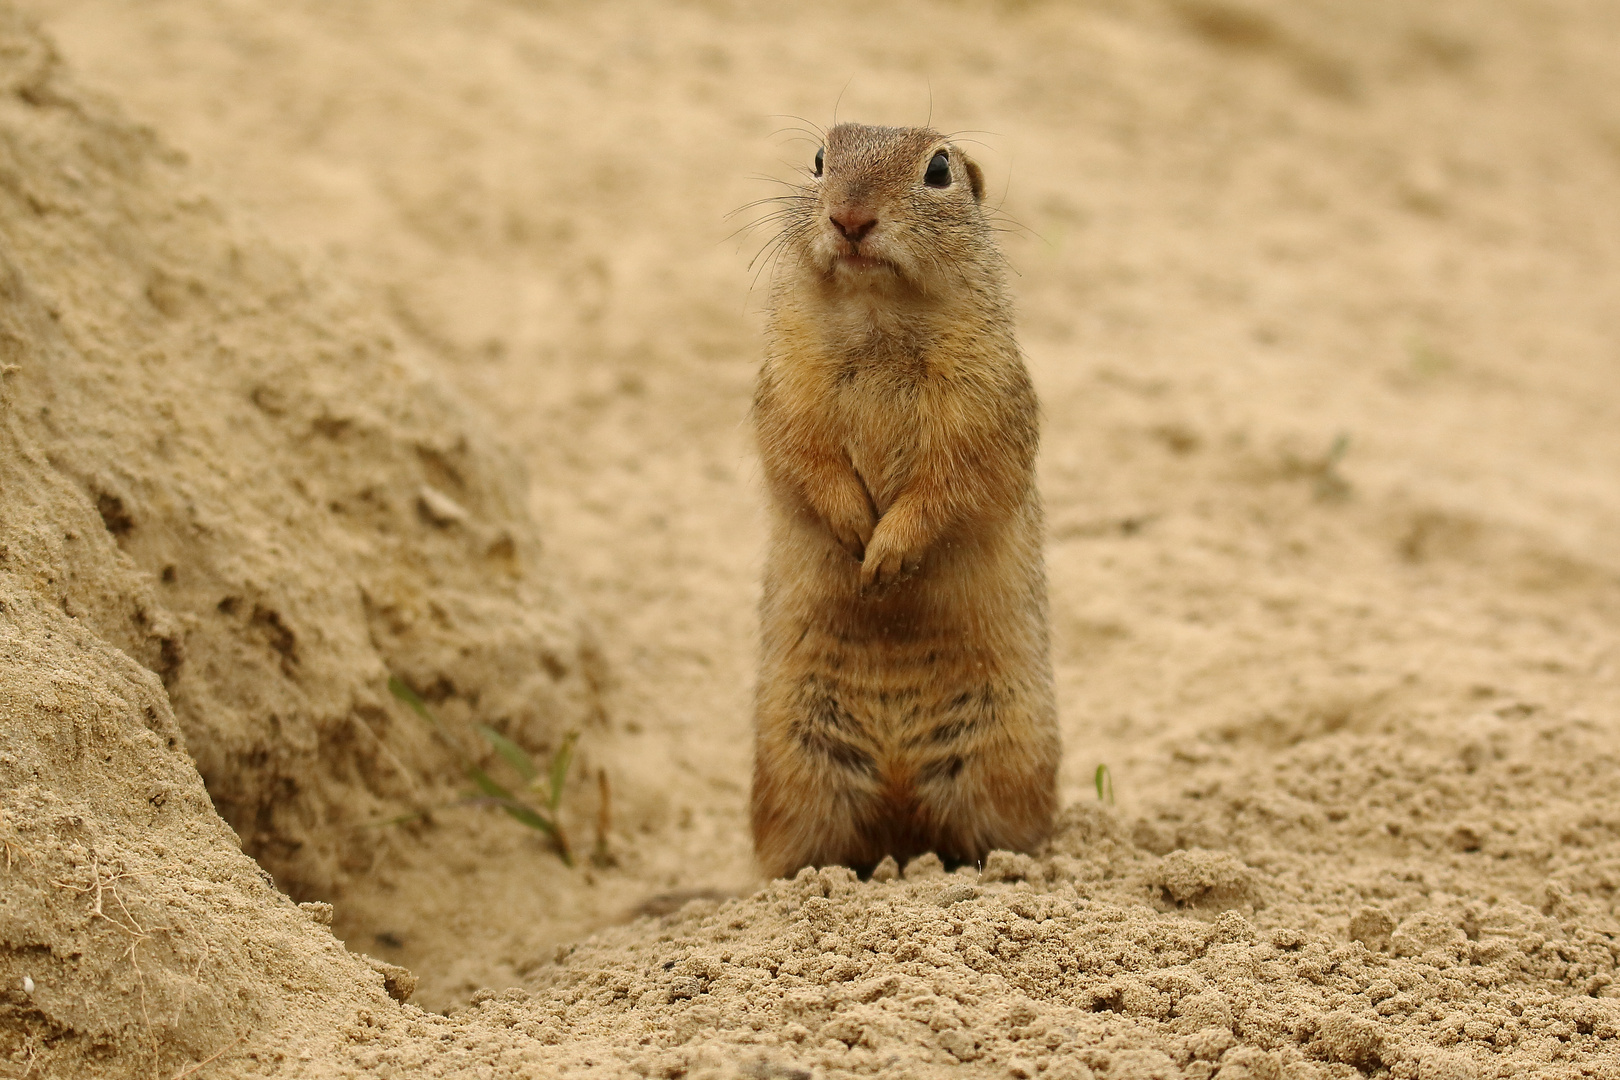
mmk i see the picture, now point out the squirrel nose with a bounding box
[829,209,877,244]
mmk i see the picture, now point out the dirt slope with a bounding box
[0,5,594,1075]
[0,0,604,902]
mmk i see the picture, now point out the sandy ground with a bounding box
[5,0,1620,1076]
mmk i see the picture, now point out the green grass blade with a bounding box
[547,732,579,813]
[1326,431,1351,466]
[477,725,538,783]
[466,766,559,838]
[1095,763,1115,805]
[497,800,560,838]
[388,677,442,732]
[466,764,517,803]
[389,675,572,864]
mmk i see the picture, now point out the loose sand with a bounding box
[3,0,1620,1076]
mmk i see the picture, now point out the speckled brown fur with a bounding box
[750,122,1059,879]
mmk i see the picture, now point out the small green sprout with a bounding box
[1279,431,1353,502]
[1094,763,1115,806]
[1409,340,1455,378]
[1314,432,1352,501]
[387,676,576,865]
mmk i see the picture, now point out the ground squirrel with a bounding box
[750,122,1059,879]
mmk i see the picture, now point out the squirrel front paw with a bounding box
[859,527,923,593]
[826,506,874,561]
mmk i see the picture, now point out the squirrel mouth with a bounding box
[834,251,889,272]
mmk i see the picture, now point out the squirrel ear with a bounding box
[963,157,986,203]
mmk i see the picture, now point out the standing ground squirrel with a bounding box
[750,122,1059,879]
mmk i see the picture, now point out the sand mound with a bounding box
[0,5,594,1074]
[314,708,1620,1077]
[0,34,390,1071]
[448,710,1620,1079]
[0,7,599,901]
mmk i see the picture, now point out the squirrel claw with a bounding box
[859,548,914,594]
[831,526,866,562]
[829,511,873,563]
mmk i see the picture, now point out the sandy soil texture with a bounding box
[3,0,1620,1077]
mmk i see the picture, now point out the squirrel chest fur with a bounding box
[749,123,1059,879]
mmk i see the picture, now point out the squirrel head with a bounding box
[774,123,1002,299]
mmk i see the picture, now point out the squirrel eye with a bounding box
[923,150,951,188]
[814,147,824,177]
